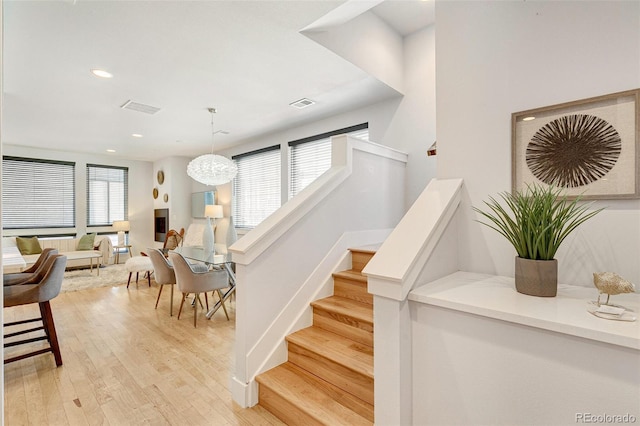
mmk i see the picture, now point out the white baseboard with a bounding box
[231,375,259,407]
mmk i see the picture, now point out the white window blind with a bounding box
[232,145,281,229]
[288,123,368,199]
[2,156,76,229]
[87,164,128,226]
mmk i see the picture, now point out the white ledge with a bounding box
[409,271,640,350]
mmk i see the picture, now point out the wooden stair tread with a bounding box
[311,296,372,324]
[333,269,367,282]
[286,327,373,378]
[257,363,372,425]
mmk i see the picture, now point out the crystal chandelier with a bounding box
[187,108,238,186]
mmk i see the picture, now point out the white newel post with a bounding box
[374,295,413,425]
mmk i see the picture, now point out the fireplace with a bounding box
[154,208,169,242]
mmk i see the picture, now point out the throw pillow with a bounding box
[77,233,96,250]
[16,236,42,255]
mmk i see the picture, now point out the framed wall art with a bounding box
[512,89,640,200]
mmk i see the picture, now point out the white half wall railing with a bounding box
[229,135,408,407]
[362,178,464,425]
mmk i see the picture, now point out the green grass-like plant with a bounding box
[473,184,603,260]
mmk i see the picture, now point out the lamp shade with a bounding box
[204,204,224,219]
[113,220,130,231]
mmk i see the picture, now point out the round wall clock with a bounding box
[153,188,159,199]
[157,170,165,185]
[163,193,169,203]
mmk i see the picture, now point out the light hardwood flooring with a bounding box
[3,277,285,426]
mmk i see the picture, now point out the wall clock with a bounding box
[157,170,165,185]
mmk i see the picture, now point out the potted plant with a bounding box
[473,184,603,297]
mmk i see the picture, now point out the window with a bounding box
[232,145,281,229]
[289,123,369,198]
[86,164,128,226]
[2,156,75,229]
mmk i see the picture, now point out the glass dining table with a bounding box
[170,246,236,320]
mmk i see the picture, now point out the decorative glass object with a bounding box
[187,108,238,186]
[187,154,237,186]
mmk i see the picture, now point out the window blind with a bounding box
[288,123,369,199]
[86,164,128,226]
[232,145,281,229]
[2,156,76,229]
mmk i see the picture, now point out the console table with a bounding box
[113,244,132,264]
[2,246,26,273]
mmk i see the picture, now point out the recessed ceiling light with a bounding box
[132,133,143,138]
[106,149,116,153]
[91,69,113,79]
[523,116,536,121]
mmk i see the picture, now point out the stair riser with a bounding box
[258,384,324,426]
[351,251,375,272]
[286,362,374,423]
[333,278,372,305]
[288,342,374,405]
[313,310,373,347]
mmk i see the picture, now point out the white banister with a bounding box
[364,178,464,300]
[229,135,408,407]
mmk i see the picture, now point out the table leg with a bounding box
[206,263,236,319]
[205,285,235,319]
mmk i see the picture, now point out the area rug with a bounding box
[61,264,135,293]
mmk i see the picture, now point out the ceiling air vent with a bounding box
[120,100,161,115]
[289,98,315,109]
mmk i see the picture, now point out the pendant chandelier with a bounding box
[187,108,238,186]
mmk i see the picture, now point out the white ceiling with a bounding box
[2,0,434,162]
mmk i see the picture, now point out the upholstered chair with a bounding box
[3,248,58,286]
[168,252,230,327]
[147,248,177,316]
[3,255,67,366]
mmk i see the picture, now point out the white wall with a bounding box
[152,156,192,243]
[436,1,640,286]
[412,303,640,425]
[2,145,154,254]
[215,24,437,213]
[302,10,405,93]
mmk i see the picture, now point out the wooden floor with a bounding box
[3,277,285,426]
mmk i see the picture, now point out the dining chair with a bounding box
[3,248,58,286]
[3,255,67,366]
[148,248,177,316]
[168,252,230,327]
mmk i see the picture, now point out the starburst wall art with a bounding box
[512,89,640,199]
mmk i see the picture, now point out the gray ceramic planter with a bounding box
[514,257,558,297]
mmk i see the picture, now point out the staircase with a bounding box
[256,248,376,425]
